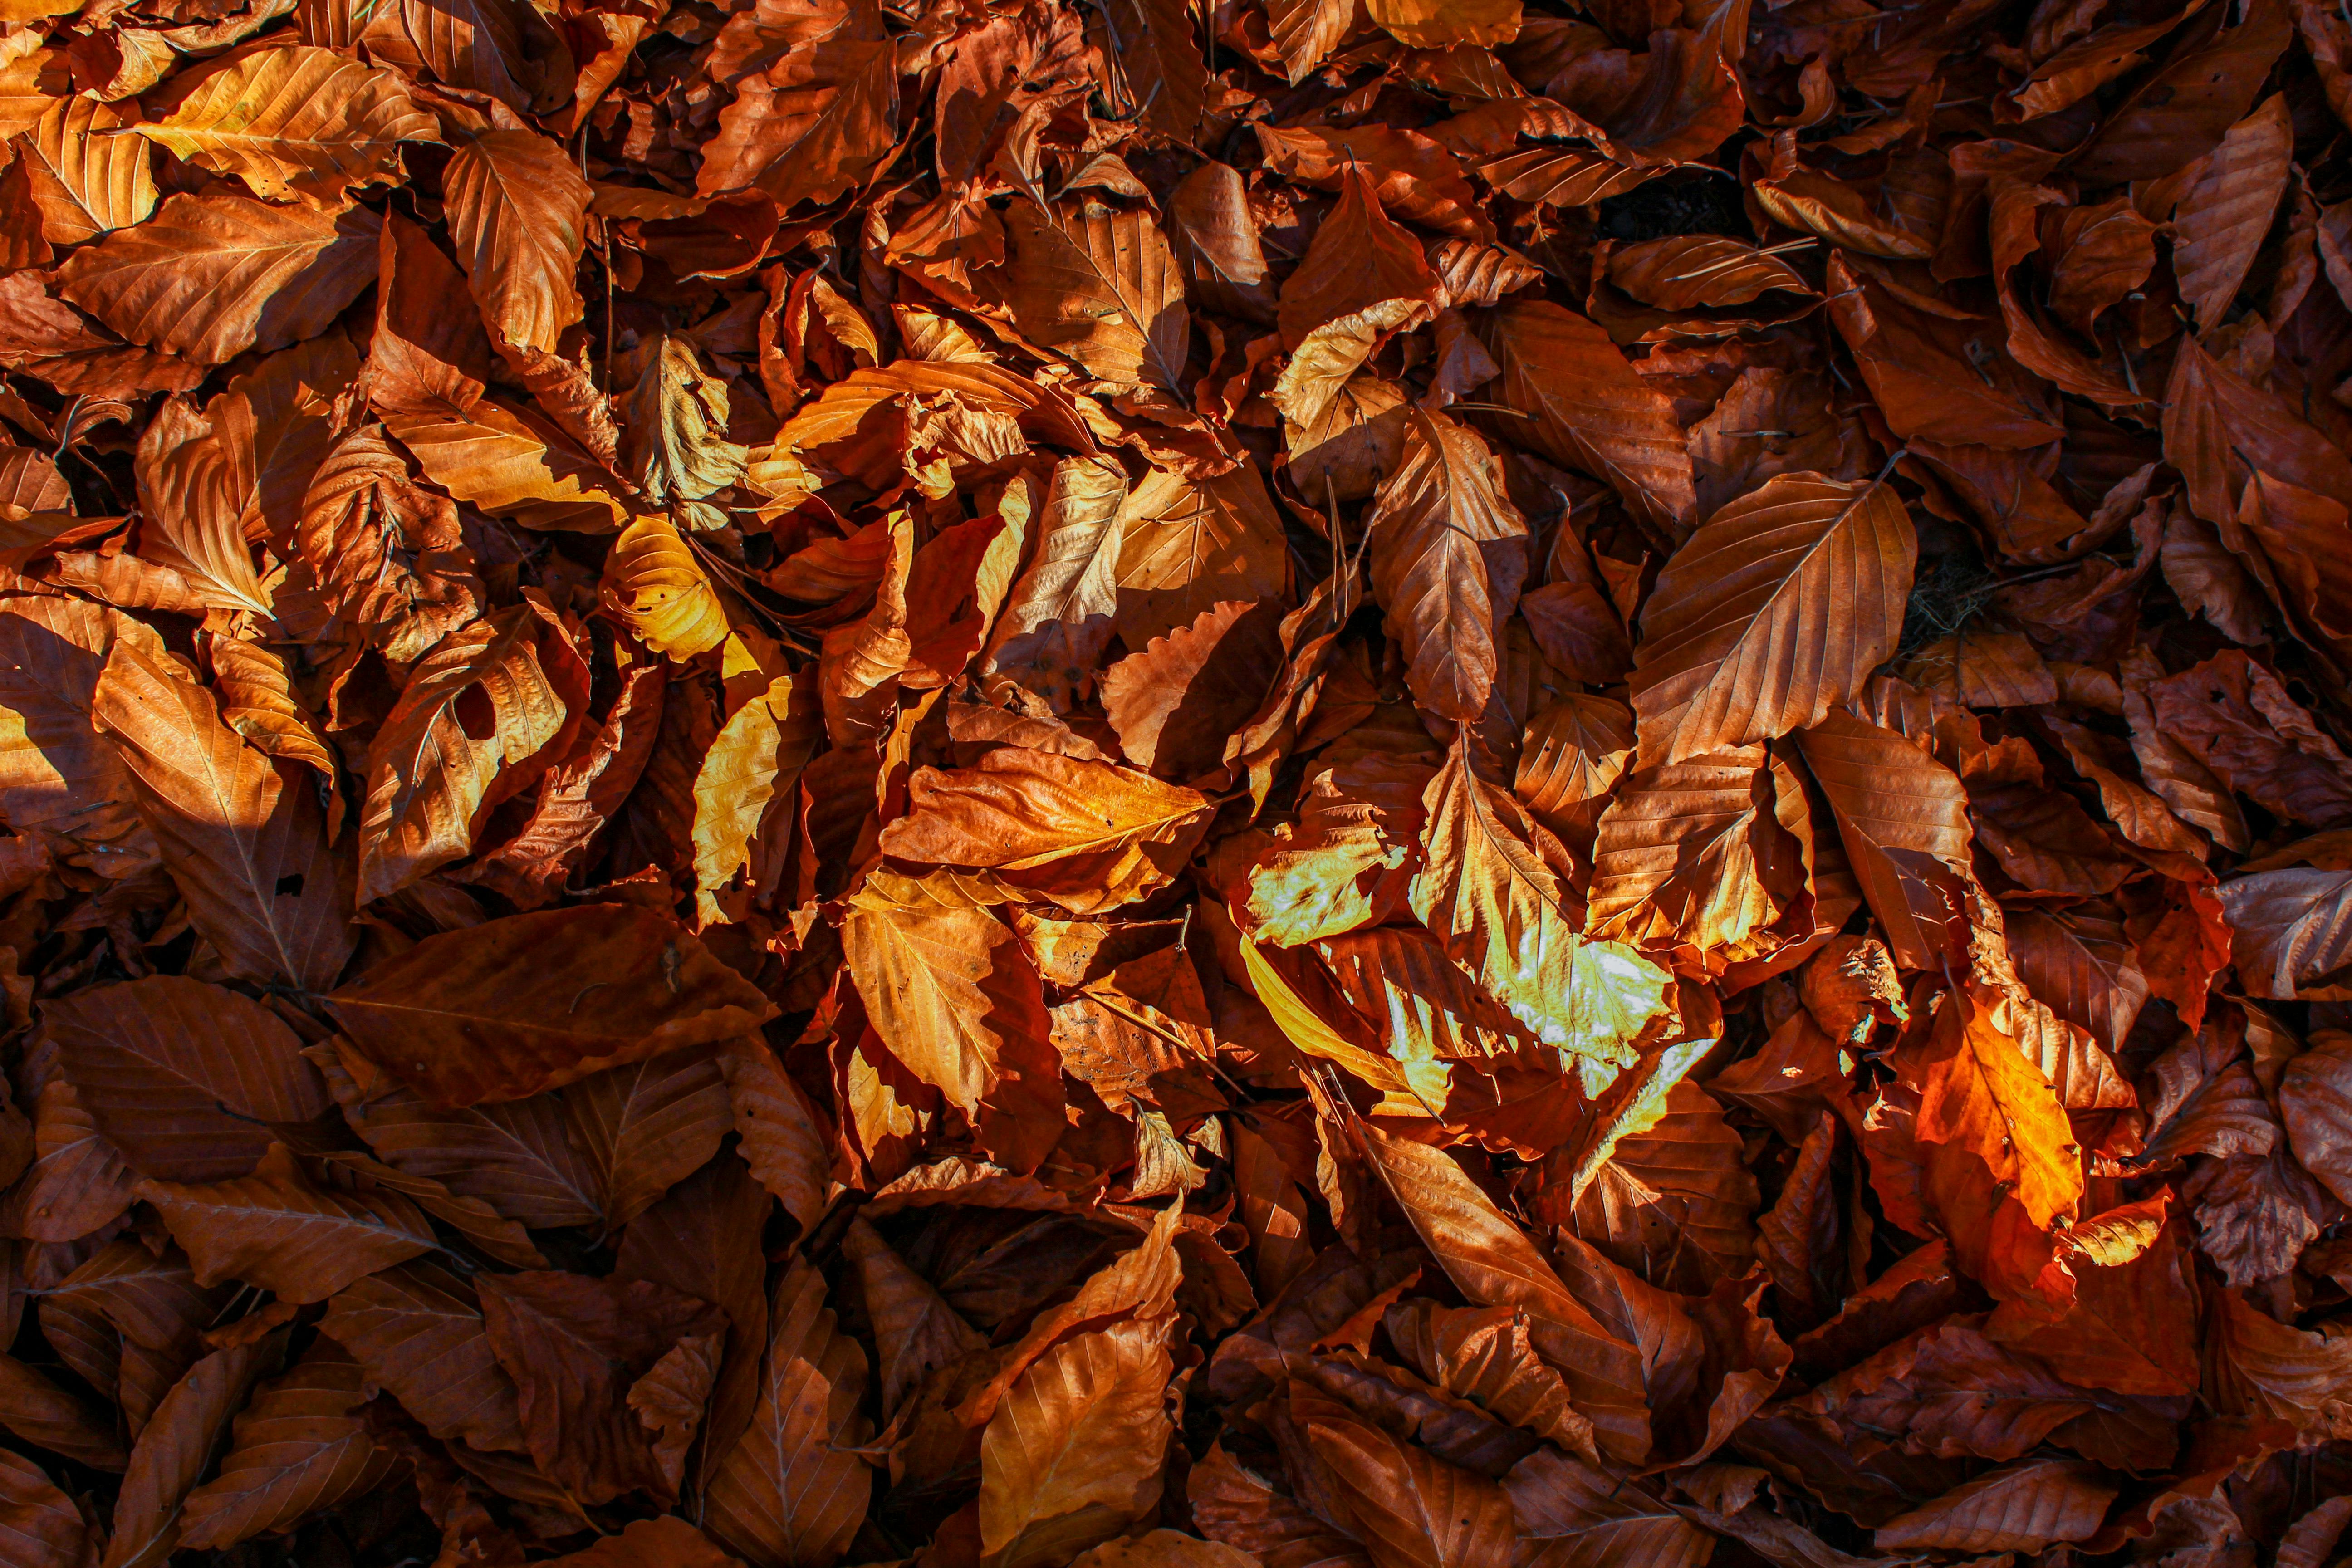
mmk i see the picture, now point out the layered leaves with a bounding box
[1367,407,1530,725]
[1410,742,1671,1073]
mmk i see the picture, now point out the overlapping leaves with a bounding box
[0,1,2346,1567]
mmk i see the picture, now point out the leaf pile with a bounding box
[2,0,2352,1565]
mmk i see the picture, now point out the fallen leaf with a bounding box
[324,902,777,1107]
[1631,475,1916,766]
[139,47,437,208]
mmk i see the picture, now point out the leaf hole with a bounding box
[454,683,500,742]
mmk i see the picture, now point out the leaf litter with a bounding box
[0,0,2346,1565]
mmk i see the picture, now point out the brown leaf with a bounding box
[1278,165,1440,349]
[138,1143,436,1304]
[279,423,485,663]
[693,670,819,925]
[1112,463,1292,650]
[716,1037,832,1237]
[444,128,592,355]
[1256,123,1489,240]
[1515,690,1635,848]
[1608,234,1813,311]
[357,599,583,903]
[0,1353,130,1472]
[1632,474,1916,765]
[1873,1458,2117,1553]
[17,97,155,245]
[385,397,632,531]
[0,597,156,879]
[703,1258,872,1568]
[1384,1300,1597,1458]
[1890,990,2084,1306]
[614,1152,774,1495]
[1264,0,1356,83]
[627,335,750,507]
[843,1214,985,1421]
[139,46,436,208]
[384,0,570,114]
[700,34,898,207]
[1092,0,1205,140]
[1793,708,1975,971]
[1571,1080,1759,1293]
[1479,298,1696,536]
[1359,1125,1651,1463]
[1102,598,1286,780]
[2280,1031,2352,1205]
[1002,198,1191,392]
[1505,1446,1712,1568]
[2171,95,2293,332]
[547,1517,748,1568]
[2070,0,2290,181]
[602,513,730,660]
[1293,1379,1515,1568]
[0,1448,96,1568]
[1586,746,1796,958]
[1411,739,1671,1073]
[1244,755,1434,947]
[178,1343,400,1550]
[479,1269,725,1504]
[0,1078,141,1245]
[91,636,353,991]
[2151,651,2352,829]
[458,658,666,910]
[981,455,1130,713]
[101,1333,282,1568]
[1191,1440,1370,1568]
[318,1260,529,1455]
[1827,253,2064,450]
[44,975,331,1181]
[882,747,1212,872]
[2205,1277,2352,1433]
[2161,328,2352,529]
[318,1039,598,1229]
[979,1315,1175,1565]
[325,902,775,1107]
[1366,408,1531,725]
[58,194,380,365]
[843,892,1065,1173]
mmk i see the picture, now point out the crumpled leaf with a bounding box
[627,335,750,513]
[1411,740,1672,1074]
[357,598,580,903]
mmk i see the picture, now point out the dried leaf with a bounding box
[178,1344,399,1549]
[1411,740,1672,1073]
[843,893,1065,1173]
[325,903,777,1107]
[1367,407,1530,725]
[58,194,379,365]
[140,46,436,207]
[703,1258,872,1568]
[92,636,353,991]
[1632,475,1916,766]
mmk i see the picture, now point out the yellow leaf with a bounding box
[599,514,728,659]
